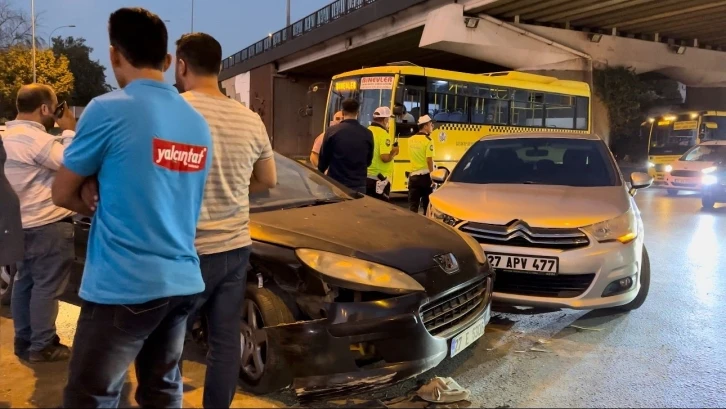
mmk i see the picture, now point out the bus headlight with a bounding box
[581,209,638,244]
[665,165,673,173]
[647,162,655,168]
[703,175,718,185]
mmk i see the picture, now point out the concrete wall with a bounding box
[249,64,276,142]
[685,87,726,111]
[272,76,328,157]
[220,72,251,106]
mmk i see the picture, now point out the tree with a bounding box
[52,36,112,106]
[594,66,662,160]
[0,0,43,50]
[0,46,74,119]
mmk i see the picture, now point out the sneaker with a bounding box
[14,338,31,360]
[29,343,71,362]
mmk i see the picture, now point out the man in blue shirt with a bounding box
[52,8,211,408]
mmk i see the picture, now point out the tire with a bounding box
[617,247,650,312]
[0,264,17,306]
[702,196,715,209]
[238,284,295,395]
[667,189,679,196]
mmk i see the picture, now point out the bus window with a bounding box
[575,97,589,130]
[545,94,575,129]
[428,79,470,123]
[511,90,543,127]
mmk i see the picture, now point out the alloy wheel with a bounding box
[239,299,268,381]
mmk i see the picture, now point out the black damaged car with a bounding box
[1,153,494,400]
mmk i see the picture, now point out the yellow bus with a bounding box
[645,111,726,185]
[324,65,591,192]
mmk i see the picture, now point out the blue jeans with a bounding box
[12,221,74,351]
[188,246,250,408]
[63,295,197,408]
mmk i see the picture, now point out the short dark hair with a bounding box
[16,84,54,113]
[176,33,222,76]
[341,98,360,115]
[108,7,168,69]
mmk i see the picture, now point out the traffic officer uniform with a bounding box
[407,115,435,213]
[366,107,396,201]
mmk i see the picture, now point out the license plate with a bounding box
[486,252,559,274]
[450,312,488,358]
[674,178,694,184]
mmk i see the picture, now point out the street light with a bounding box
[191,0,194,32]
[31,0,35,83]
[48,25,76,47]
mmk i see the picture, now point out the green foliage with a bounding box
[52,36,112,106]
[0,46,74,119]
[594,66,664,159]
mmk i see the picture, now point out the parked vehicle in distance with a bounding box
[427,133,652,312]
[2,153,494,400]
[663,141,726,195]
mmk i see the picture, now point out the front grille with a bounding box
[421,277,491,338]
[495,272,595,298]
[460,221,589,250]
[671,170,700,177]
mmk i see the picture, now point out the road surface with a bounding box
[1,189,724,408]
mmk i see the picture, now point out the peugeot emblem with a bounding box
[434,253,460,275]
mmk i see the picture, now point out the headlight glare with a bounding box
[702,166,717,174]
[703,174,718,185]
[647,162,655,168]
[581,209,638,244]
[296,248,425,294]
[665,165,673,173]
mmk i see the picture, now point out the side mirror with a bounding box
[630,172,653,193]
[431,168,450,184]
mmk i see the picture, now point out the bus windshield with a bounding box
[649,120,697,156]
[327,75,394,128]
[701,116,726,140]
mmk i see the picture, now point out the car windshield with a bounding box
[680,145,726,162]
[250,154,354,212]
[449,137,620,187]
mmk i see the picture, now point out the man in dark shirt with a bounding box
[318,98,373,193]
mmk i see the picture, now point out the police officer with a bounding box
[407,115,435,213]
[366,106,398,200]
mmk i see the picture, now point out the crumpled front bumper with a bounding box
[264,276,492,401]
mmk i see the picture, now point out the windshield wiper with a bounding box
[521,181,543,185]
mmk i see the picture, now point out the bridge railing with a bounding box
[222,0,377,71]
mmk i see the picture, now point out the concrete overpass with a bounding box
[218,0,726,157]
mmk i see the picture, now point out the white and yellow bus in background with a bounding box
[645,111,726,186]
[324,65,591,192]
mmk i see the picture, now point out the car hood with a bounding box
[671,160,717,171]
[430,182,631,228]
[250,197,479,277]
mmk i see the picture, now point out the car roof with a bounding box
[477,132,602,142]
[699,140,726,146]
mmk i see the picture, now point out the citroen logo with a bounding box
[434,253,460,275]
[506,220,531,234]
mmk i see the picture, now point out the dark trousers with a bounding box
[12,221,73,351]
[408,174,433,214]
[63,295,197,408]
[188,246,251,408]
[365,178,391,201]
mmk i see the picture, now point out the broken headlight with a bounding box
[296,248,425,294]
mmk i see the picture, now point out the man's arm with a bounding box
[252,157,276,188]
[426,141,435,172]
[366,130,374,167]
[52,167,95,216]
[310,133,323,167]
[310,152,320,167]
[318,130,333,173]
[379,135,397,163]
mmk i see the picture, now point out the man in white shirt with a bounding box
[3,84,77,362]
[310,110,342,167]
[175,32,276,408]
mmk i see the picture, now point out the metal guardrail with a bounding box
[222,0,378,70]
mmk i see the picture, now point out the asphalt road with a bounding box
[1,189,725,408]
